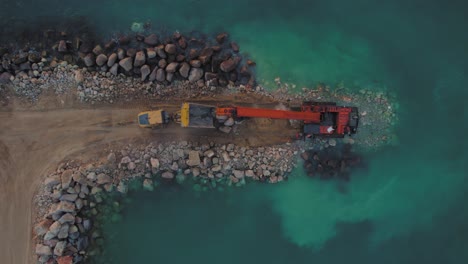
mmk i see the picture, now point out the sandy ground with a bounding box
[0,93,297,263]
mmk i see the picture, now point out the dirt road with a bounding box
[0,95,297,263]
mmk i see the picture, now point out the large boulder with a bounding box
[34,219,53,236]
[179,62,190,78]
[107,53,117,67]
[110,63,119,75]
[54,240,67,256]
[144,34,159,45]
[165,62,179,73]
[220,57,240,72]
[216,32,228,44]
[83,53,95,67]
[60,170,73,190]
[134,51,146,67]
[57,256,73,264]
[58,213,75,224]
[233,170,245,179]
[164,44,177,54]
[48,201,75,216]
[96,54,107,66]
[35,244,52,256]
[59,194,78,202]
[57,224,69,239]
[161,171,174,179]
[198,48,213,64]
[188,68,203,82]
[187,151,200,166]
[44,175,61,188]
[150,158,160,169]
[49,221,61,234]
[96,173,111,185]
[140,65,150,81]
[119,57,133,71]
[156,69,165,82]
[149,67,158,82]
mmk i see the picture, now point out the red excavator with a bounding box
[216,102,359,138]
[138,101,359,138]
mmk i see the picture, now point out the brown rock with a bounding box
[34,219,53,236]
[134,51,146,67]
[204,72,217,81]
[58,40,67,53]
[161,171,174,179]
[126,48,137,58]
[118,35,131,45]
[231,42,240,52]
[104,40,116,50]
[56,256,73,264]
[188,49,199,60]
[107,53,117,67]
[190,60,201,68]
[178,37,187,49]
[220,57,240,72]
[158,59,167,68]
[117,48,126,60]
[164,44,177,54]
[165,62,179,73]
[198,48,213,64]
[119,57,133,71]
[176,54,185,62]
[166,72,174,82]
[146,48,156,59]
[144,33,159,45]
[156,45,167,58]
[216,32,228,44]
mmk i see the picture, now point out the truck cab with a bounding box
[137,110,170,128]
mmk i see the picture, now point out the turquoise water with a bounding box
[3,0,468,263]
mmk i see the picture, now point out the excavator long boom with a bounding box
[216,106,321,122]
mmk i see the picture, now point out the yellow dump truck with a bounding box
[137,109,171,128]
[137,103,217,128]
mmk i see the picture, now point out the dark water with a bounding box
[2,0,468,263]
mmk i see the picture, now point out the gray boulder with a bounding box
[35,244,52,256]
[188,68,203,82]
[107,53,117,67]
[179,62,190,78]
[83,53,95,67]
[96,54,107,66]
[58,213,75,224]
[119,57,133,71]
[156,69,165,82]
[53,240,67,256]
[141,65,150,81]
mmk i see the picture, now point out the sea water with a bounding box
[2,0,467,263]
